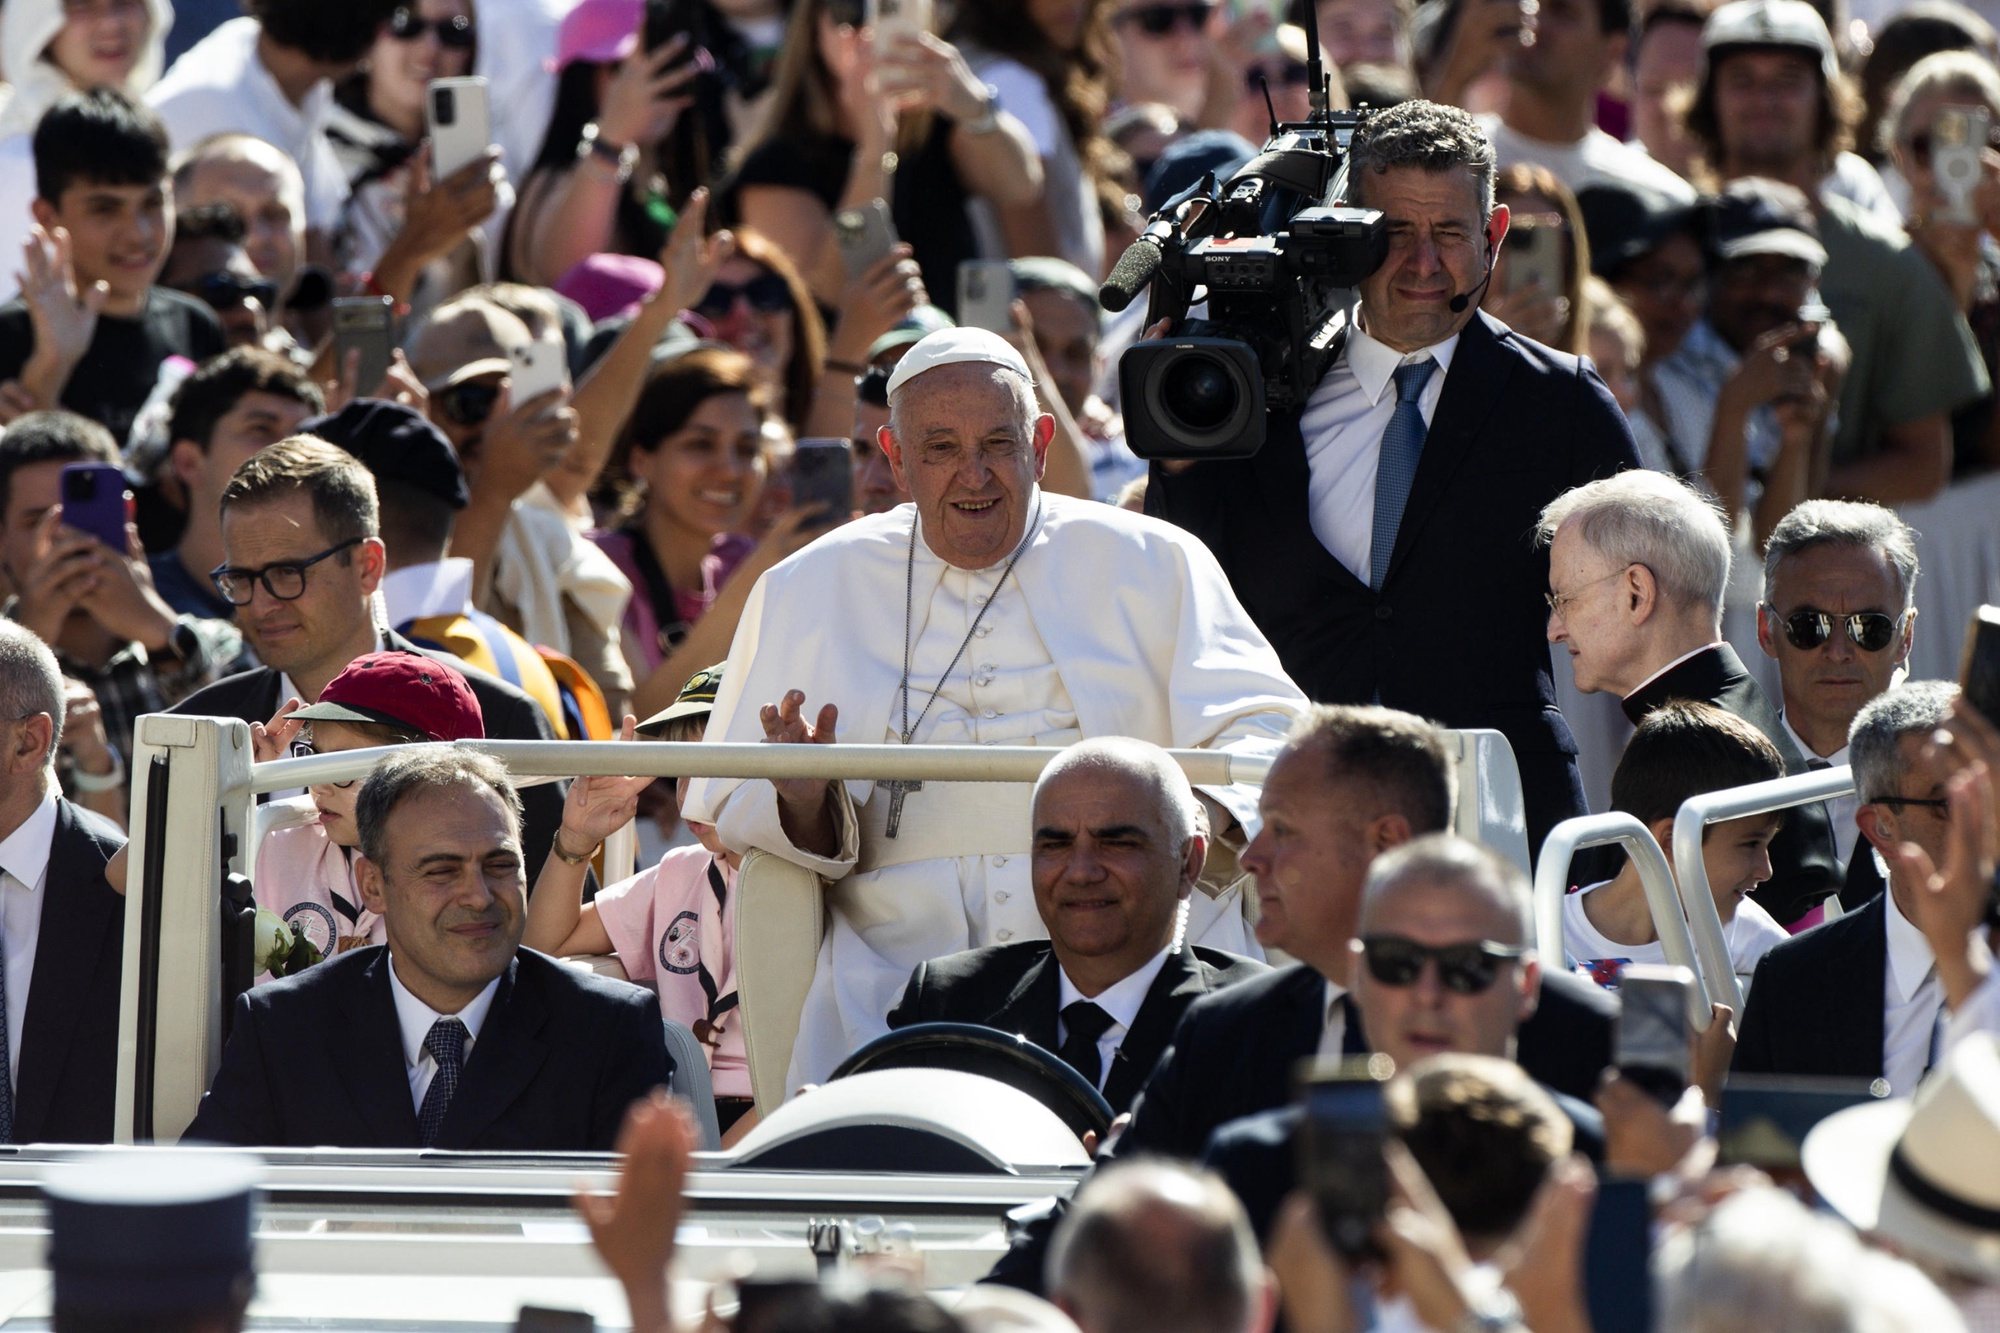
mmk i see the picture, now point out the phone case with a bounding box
[834,201,898,279]
[427,76,491,181]
[507,341,566,404]
[957,260,1015,334]
[332,297,395,396]
[59,464,128,552]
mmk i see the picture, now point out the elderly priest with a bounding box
[683,327,1309,1090]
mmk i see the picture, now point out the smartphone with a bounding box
[1932,105,1989,226]
[1502,219,1563,297]
[1614,964,1694,1107]
[957,259,1016,334]
[1716,1075,1887,1185]
[507,338,567,406]
[790,437,854,527]
[58,463,128,552]
[1961,605,2000,729]
[1296,1057,1393,1261]
[834,199,899,280]
[644,0,705,68]
[331,296,395,397]
[426,76,491,181]
[867,0,934,47]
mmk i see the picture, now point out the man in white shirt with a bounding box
[1479,0,1697,202]
[886,738,1268,1115]
[1734,681,1962,1093]
[1756,499,1919,890]
[0,621,126,1145]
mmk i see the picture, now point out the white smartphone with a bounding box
[427,76,492,182]
[1932,104,1989,226]
[834,199,899,280]
[957,259,1016,334]
[1502,220,1564,297]
[507,338,567,406]
[867,0,934,47]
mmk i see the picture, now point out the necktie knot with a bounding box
[425,1017,468,1065]
[1057,1000,1116,1091]
[1806,757,1833,771]
[1062,1000,1115,1045]
[1392,358,1435,404]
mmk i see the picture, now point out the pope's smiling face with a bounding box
[881,362,1054,570]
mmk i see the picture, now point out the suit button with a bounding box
[1374,605,1393,621]
[998,930,1014,941]
[996,890,1010,902]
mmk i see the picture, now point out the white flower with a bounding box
[253,909,294,975]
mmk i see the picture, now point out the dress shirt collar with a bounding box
[1779,709,1847,767]
[381,559,476,627]
[1058,946,1173,1033]
[1324,979,1349,1027]
[1344,323,1459,407]
[278,631,392,708]
[1624,642,1726,705]
[0,789,59,894]
[387,953,502,1070]
[1882,887,1936,1004]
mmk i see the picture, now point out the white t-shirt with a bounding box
[1563,878,1787,992]
[1479,116,1697,203]
[966,52,1104,279]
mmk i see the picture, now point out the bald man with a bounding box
[888,738,1267,1114]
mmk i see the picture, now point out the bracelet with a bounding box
[961,86,1002,136]
[551,828,599,866]
[576,122,638,184]
[68,749,126,795]
[824,357,868,376]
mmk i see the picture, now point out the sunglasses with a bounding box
[389,7,477,49]
[1358,934,1526,994]
[438,378,503,427]
[1777,609,1905,652]
[1245,61,1312,91]
[288,738,358,789]
[1114,1,1215,36]
[694,273,793,319]
[186,270,278,313]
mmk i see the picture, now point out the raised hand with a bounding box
[18,225,106,378]
[250,697,307,764]
[760,689,839,812]
[560,716,654,854]
[652,187,736,317]
[11,506,103,642]
[573,1090,695,1333]
[598,36,699,150]
[76,522,178,651]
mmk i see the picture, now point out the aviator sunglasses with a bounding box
[1358,935,1526,994]
[1115,2,1216,35]
[389,7,477,48]
[1777,609,1906,653]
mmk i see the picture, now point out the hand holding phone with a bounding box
[1297,1057,1394,1261]
[834,200,899,281]
[1613,964,1695,1107]
[426,76,492,180]
[789,438,855,528]
[58,463,128,552]
[957,259,1016,334]
[1961,605,2000,729]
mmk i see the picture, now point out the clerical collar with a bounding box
[910,487,1046,571]
[1344,324,1460,406]
[1058,947,1173,1033]
[1623,642,1725,704]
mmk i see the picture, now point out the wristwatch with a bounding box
[551,829,598,865]
[961,85,1002,135]
[1453,1287,1526,1333]
[576,122,639,183]
[68,748,126,794]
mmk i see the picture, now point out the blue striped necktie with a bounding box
[1370,358,1437,591]
[417,1017,467,1147]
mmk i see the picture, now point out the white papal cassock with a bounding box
[682,489,1310,1089]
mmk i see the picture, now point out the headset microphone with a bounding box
[1448,246,1497,314]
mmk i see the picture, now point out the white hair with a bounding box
[1536,471,1732,617]
[1032,737,1200,848]
[1848,680,1959,804]
[0,621,64,768]
[1762,499,1920,611]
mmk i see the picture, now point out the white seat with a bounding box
[1446,728,1531,874]
[733,848,826,1116]
[661,1020,722,1150]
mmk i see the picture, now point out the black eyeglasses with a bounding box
[389,8,476,49]
[186,270,278,313]
[1873,795,1951,817]
[1778,609,1905,652]
[211,537,364,606]
[1114,1,1215,34]
[1246,61,1312,90]
[438,378,504,427]
[288,738,358,789]
[694,273,793,320]
[1358,934,1527,994]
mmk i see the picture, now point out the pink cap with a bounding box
[552,0,643,71]
[555,253,666,323]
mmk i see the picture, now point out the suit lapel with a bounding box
[331,953,423,1146]
[15,802,118,1140]
[440,957,549,1147]
[1383,313,1511,587]
[994,949,1062,1051]
[1102,948,1209,1110]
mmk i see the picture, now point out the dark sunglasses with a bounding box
[211,537,363,607]
[389,8,477,49]
[1246,61,1312,91]
[438,378,503,427]
[694,273,793,319]
[1359,934,1526,995]
[288,738,357,789]
[1115,1,1215,35]
[187,270,278,313]
[1778,609,1905,652]
[1905,126,2000,168]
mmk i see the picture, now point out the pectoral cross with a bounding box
[883,777,923,838]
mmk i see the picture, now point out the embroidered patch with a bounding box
[660,911,701,974]
[283,901,339,959]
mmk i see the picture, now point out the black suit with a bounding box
[1619,644,1841,925]
[886,941,1268,1113]
[170,630,571,881]
[14,799,126,1144]
[1733,894,1887,1080]
[1148,313,1640,853]
[185,947,671,1150]
[984,961,1616,1291]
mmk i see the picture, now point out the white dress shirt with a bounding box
[1882,888,1944,1095]
[0,792,57,1090]
[1058,948,1172,1092]
[381,559,477,628]
[387,955,501,1112]
[1317,979,1351,1059]
[1301,326,1460,584]
[1781,711,1860,871]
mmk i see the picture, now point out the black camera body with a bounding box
[1112,116,1388,460]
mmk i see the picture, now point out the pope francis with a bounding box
[682,327,1309,1089]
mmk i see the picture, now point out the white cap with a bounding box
[885,327,1033,398]
[1704,0,1839,84]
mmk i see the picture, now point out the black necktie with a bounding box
[1807,757,1833,771]
[1058,1001,1116,1089]
[417,1017,467,1147]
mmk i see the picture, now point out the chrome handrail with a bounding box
[1672,765,1855,1015]
[1534,813,1714,1029]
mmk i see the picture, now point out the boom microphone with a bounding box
[1447,254,1496,313]
[1099,219,1177,312]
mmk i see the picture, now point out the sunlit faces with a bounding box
[629,391,767,538]
[1507,0,1617,94]
[0,461,93,627]
[1707,251,1815,355]
[369,0,476,128]
[1681,813,1779,922]
[1352,874,1537,1067]
[1711,49,1822,176]
[1353,165,1506,353]
[699,257,795,394]
[172,390,318,532]
[1544,525,1645,696]
[1030,763,1196,976]
[882,362,1052,570]
[46,0,150,91]
[1316,0,1408,67]
[175,148,303,292]
[218,492,382,677]
[32,179,172,312]
[1239,744,1379,979]
[1757,543,1910,748]
[1859,732,1957,900]
[1019,287,1098,418]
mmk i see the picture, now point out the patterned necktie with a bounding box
[0,941,13,1145]
[417,1017,467,1147]
[1369,358,1438,592]
[1058,1000,1116,1090]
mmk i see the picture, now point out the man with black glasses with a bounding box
[169,436,573,879]
[1755,499,1920,897]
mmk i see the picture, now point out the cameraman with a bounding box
[1146,100,1638,852]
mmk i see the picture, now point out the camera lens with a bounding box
[1162,354,1239,432]
[63,469,92,500]
[434,87,456,125]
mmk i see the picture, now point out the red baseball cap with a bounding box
[292,652,485,742]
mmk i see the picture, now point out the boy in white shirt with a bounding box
[1565,701,1791,992]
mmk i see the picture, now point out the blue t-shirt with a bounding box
[148,549,236,622]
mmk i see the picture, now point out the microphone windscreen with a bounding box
[1099,239,1164,313]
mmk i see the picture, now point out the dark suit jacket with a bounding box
[15,799,126,1144]
[1147,312,1641,853]
[886,941,1269,1113]
[170,630,571,882]
[1733,893,1885,1080]
[984,961,1617,1291]
[185,946,672,1150]
[1620,643,1841,926]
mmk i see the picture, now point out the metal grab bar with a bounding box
[1672,765,1855,1016]
[1534,814,1714,1030]
[249,741,1269,795]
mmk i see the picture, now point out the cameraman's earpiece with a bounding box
[1448,238,1498,314]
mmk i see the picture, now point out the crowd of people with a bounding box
[0,0,1998,1328]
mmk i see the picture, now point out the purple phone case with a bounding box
[59,464,127,551]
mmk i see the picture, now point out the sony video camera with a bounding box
[1103,67,1386,460]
